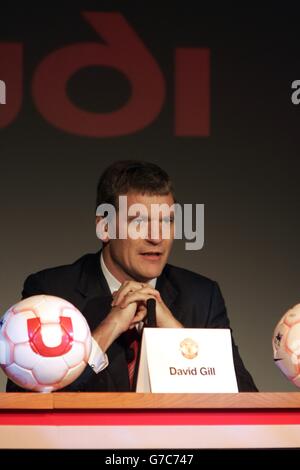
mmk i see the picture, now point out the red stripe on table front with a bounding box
[0,410,300,426]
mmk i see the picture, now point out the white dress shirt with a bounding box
[88,253,156,373]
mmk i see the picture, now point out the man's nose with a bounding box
[146,222,162,244]
[146,236,162,245]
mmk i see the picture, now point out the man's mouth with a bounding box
[140,252,163,260]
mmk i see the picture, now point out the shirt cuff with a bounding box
[88,337,109,374]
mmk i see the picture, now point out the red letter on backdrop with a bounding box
[175,48,210,136]
[32,12,165,137]
[0,44,22,128]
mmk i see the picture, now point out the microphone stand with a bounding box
[146,298,157,327]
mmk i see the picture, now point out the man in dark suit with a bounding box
[7,160,257,392]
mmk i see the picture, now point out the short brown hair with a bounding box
[96,160,174,209]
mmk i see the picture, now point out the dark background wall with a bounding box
[1,3,300,391]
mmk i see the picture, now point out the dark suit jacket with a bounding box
[6,252,258,392]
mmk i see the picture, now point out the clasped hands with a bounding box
[93,281,182,353]
[110,280,182,333]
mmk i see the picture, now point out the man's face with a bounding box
[102,192,175,283]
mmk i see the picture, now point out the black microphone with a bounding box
[146,298,156,327]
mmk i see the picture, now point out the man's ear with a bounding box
[96,216,110,242]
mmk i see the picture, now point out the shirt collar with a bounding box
[100,252,156,295]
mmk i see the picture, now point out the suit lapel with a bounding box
[76,251,110,298]
[74,251,113,322]
[156,266,185,324]
[156,266,178,310]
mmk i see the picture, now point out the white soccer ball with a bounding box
[273,303,300,387]
[0,295,92,392]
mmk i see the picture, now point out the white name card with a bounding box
[136,328,238,393]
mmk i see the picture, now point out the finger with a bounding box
[125,287,162,303]
[120,287,161,305]
[112,281,143,305]
[139,287,162,302]
[142,288,162,304]
[120,292,157,309]
[112,281,148,306]
[129,308,148,326]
